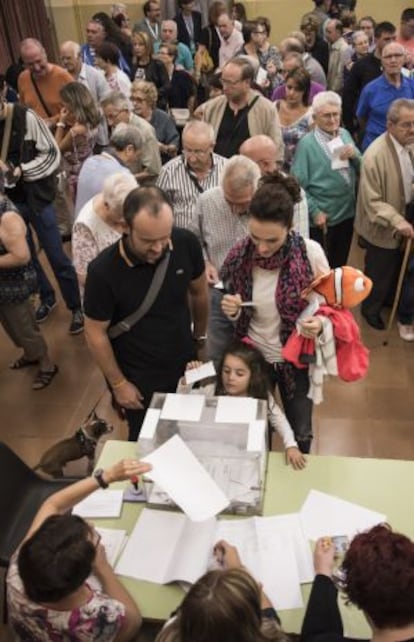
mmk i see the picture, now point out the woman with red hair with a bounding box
[302,524,414,642]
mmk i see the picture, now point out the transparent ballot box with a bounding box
[138,392,268,515]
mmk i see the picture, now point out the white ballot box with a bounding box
[138,392,269,516]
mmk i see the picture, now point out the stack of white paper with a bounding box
[116,508,313,611]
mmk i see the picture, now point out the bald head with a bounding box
[20,38,49,79]
[60,41,82,76]
[239,135,279,175]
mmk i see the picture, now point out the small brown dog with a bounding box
[34,411,113,478]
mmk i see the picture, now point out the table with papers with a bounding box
[92,440,414,634]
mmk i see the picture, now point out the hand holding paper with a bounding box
[141,435,229,521]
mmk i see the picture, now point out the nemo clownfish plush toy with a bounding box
[301,265,373,311]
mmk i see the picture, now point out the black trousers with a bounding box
[310,217,354,268]
[361,241,402,319]
[267,364,313,453]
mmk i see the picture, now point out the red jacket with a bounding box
[282,306,369,381]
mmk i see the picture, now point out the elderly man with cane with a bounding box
[355,98,414,340]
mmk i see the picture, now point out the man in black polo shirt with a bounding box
[83,186,208,440]
[342,21,396,137]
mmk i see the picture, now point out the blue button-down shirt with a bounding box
[357,73,414,150]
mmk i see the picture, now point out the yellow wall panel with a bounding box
[49,0,405,50]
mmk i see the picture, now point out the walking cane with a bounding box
[383,237,413,346]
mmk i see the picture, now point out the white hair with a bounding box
[312,91,342,116]
[221,155,261,191]
[352,30,367,44]
[102,172,137,215]
[161,20,177,37]
[183,120,216,144]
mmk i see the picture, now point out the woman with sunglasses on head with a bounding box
[7,458,151,642]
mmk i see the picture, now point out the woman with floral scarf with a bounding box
[220,172,329,453]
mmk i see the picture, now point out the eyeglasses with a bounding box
[318,111,341,120]
[252,30,266,35]
[130,96,146,103]
[395,121,414,130]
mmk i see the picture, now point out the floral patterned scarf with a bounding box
[220,232,314,345]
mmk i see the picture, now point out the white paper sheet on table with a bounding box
[116,509,306,610]
[94,527,128,566]
[215,396,258,423]
[141,434,230,521]
[299,490,387,539]
[160,393,205,421]
[116,509,217,584]
[72,489,123,518]
[185,361,216,385]
[215,515,308,610]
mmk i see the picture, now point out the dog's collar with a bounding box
[76,427,98,445]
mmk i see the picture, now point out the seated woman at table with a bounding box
[302,524,414,642]
[130,80,180,164]
[155,540,290,642]
[7,458,151,642]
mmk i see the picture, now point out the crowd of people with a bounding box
[1,0,414,639]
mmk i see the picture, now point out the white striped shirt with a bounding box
[156,153,227,229]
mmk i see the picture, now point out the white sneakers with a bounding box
[397,323,414,342]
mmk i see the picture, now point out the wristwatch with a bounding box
[93,468,109,489]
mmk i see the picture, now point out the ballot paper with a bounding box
[141,434,230,521]
[72,489,123,518]
[185,361,216,385]
[299,490,387,540]
[327,136,350,170]
[94,527,128,566]
[215,396,258,423]
[116,509,217,584]
[116,508,312,610]
[160,393,205,421]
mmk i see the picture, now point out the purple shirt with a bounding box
[271,81,325,105]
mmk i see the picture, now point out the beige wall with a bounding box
[49,0,405,49]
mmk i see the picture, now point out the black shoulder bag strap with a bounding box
[108,248,171,340]
[30,74,53,118]
[182,155,205,193]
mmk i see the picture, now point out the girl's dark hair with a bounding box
[96,41,120,65]
[18,514,96,603]
[216,340,272,401]
[249,172,301,229]
[285,67,311,107]
[342,524,414,629]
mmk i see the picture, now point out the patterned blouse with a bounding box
[72,198,122,281]
[7,553,125,642]
[276,103,313,172]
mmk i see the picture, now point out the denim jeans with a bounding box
[18,202,81,311]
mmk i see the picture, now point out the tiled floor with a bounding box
[0,240,413,640]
